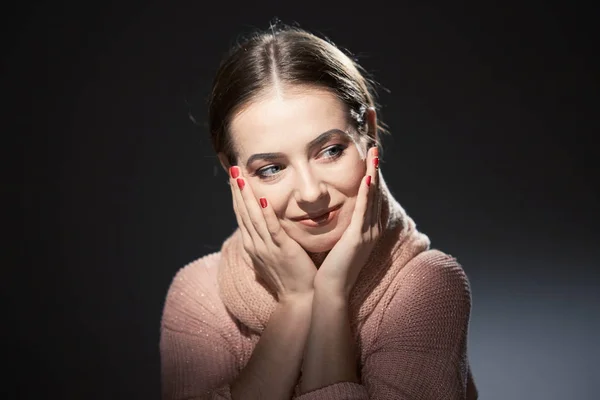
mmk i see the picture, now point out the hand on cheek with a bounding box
[228,166,317,301]
[314,146,381,298]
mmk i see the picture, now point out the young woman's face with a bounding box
[226,87,371,253]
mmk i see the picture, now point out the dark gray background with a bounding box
[9,1,598,399]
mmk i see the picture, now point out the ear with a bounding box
[365,107,378,146]
[217,152,232,173]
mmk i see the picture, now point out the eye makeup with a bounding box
[253,143,349,181]
[245,129,351,169]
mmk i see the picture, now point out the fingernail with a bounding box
[373,157,379,169]
[372,147,379,157]
[230,166,240,179]
[260,197,267,208]
[236,178,245,190]
[366,175,371,186]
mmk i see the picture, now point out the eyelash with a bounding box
[255,144,348,180]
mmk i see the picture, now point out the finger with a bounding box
[351,174,371,234]
[230,171,262,245]
[375,169,383,232]
[235,174,273,244]
[229,171,253,247]
[360,146,377,232]
[368,147,380,230]
[257,197,287,246]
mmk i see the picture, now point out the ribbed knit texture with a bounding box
[160,177,476,399]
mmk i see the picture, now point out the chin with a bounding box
[287,221,348,253]
[282,205,352,253]
[298,233,340,253]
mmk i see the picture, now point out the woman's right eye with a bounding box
[256,165,282,179]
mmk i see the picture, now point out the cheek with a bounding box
[339,197,357,221]
[336,157,367,195]
[253,185,288,218]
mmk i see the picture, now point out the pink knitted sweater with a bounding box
[160,181,477,399]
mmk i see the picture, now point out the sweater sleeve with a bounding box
[295,251,473,400]
[160,255,241,400]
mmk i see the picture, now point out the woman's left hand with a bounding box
[314,146,382,299]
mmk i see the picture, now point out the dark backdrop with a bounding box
[9,1,598,399]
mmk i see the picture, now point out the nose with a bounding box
[293,165,328,206]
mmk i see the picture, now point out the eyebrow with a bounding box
[245,129,350,168]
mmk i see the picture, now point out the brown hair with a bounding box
[206,22,388,165]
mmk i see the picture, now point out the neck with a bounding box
[307,250,329,269]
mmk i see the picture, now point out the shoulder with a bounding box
[161,252,230,333]
[375,249,473,344]
[403,249,471,295]
[388,249,472,316]
[167,252,222,295]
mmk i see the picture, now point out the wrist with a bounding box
[278,291,314,308]
[313,284,349,307]
[314,280,350,304]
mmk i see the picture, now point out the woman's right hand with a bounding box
[228,166,317,303]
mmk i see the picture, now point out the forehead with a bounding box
[229,88,349,159]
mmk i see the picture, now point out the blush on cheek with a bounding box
[256,191,287,219]
[345,160,368,194]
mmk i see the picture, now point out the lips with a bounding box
[293,205,341,221]
[293,205,342,228]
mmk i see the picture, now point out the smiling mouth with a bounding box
[293,205,342,227]
[307,212,329,222]
[294,205,341,221]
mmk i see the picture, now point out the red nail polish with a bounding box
[236,178,245,190]
[366,175,371,186]
[260,198,267,208]
[230,166,240,179]
[373,157,379,169]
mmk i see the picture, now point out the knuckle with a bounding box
[269,224,282,238]
[243,243,254,254]
[254,244,267,259]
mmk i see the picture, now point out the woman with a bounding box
[160,23,478,400]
